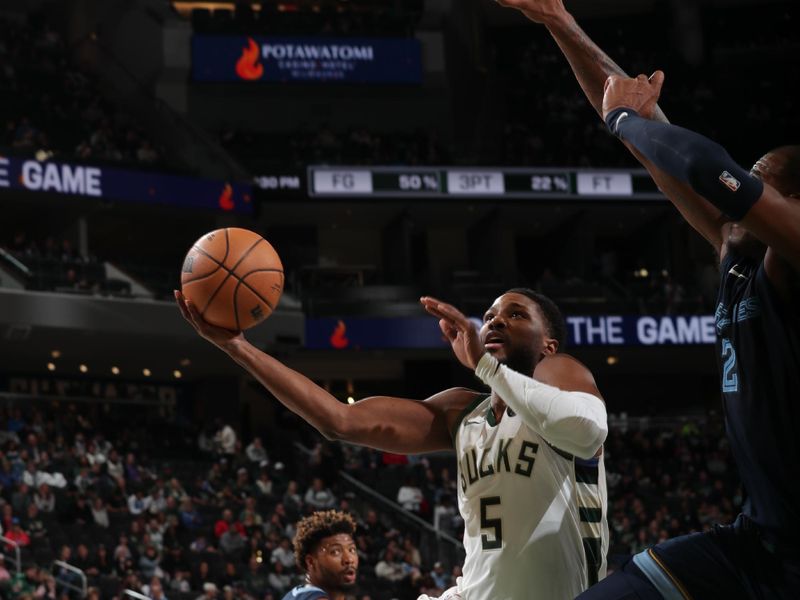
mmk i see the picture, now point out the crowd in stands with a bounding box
[218,127,449,172]
[187,2,420,38]
[0,391,743,598]
[0,402,461,600]
[0,15,164,168]
[1,232,114,296]
[489,3,799,168]
[1,226,717,316]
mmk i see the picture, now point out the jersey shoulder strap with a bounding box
[450,394,490,441]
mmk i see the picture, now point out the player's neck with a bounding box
[490,394,507,424]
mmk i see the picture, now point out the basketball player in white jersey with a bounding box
[175,287,608,599]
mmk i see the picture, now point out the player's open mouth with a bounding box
[342,569,356,582]
[485,334,505,350]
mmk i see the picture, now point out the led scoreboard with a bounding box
[308,166,663,200]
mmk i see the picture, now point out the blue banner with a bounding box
[0,154,253,213]
[306,315,717,350]
[192,35,422,84]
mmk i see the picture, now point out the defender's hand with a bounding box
[602,71,665,120]
[421,297,484,370]
[175,290,244,350]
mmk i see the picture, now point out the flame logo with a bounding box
[330,320,349,349]
[236,38,263,81]
[218,183,234,211]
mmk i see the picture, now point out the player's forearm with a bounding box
[544,12,666,122]
[627,145,727,249]
[542,12,728,247]
[222,338,347,439]
[475,354,607,459]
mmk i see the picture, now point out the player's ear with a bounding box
[542,337,558,355]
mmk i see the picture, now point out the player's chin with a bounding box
[486,345,508,362]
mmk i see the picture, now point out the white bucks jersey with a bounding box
[454,395,608,600]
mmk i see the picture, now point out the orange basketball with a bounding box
[180,228,283,330]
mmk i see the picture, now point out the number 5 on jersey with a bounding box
[480,496,503,550]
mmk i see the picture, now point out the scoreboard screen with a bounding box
[308,166,662,200]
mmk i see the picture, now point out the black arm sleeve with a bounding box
[606,107,763,221]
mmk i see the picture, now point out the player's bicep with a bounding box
[335,389,471,454]
[741,185,800,272]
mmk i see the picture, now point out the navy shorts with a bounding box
[576,515,800,599]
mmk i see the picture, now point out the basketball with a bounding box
[180,228,283,330]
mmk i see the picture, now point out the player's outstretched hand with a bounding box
[494,0,568,25]
[420,296,484,370]
[175,290,244,350]
[602,71,665,121]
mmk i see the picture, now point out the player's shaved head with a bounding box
[752,145,800,197]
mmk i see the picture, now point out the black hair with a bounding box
[293,510,356,572]
[504,287,567,350]
[768,145,800,196]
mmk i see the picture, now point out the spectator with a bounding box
[170,571,192,593]
[66,493,93,525]
[10,483,32,515]
[243,556,268,596]
[95,545,114,577]
[402,537,422,568]
[396,477,424,514]
[5,517,30,547]
[433,493,459,537]
[136,140,159,163]
[128,489,151,515]
[219,561,239,588]
[281,480,301,517]
[22,461,43,488]
[113,534,133,569]
[23,503,47,541]
[72,544,98,578]
[106,449,125,484]
[180,498,204,531]
[304,477,336,510]
[166,477,188,502]
[232,467,253,499]
[270,537,294,570]
[148,485,169,515]
[74,467,94,493]
[251,470,272,500]
[267,561,292,596]
[430,561,449,590]
[196,581,218,600]
[218,524,246,556]
[142,576,169,600]
[374,547,406,583]
[55,546,83,590]
[139,545,162,580]
[215,422,237,456]
[214,509,245,539]
[245,437,268,464]
[125,452,143,484]
[91,497,110,528]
